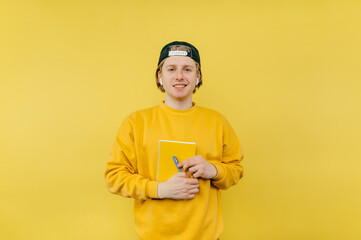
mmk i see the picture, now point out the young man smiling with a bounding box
[105,41,243,240]
[158,54,199,110]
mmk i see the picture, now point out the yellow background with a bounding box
[1,0,360,239]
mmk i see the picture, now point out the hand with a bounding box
[178,155,217,179]
[157,172,199,200]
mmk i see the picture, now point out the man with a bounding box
[105,41,243,240]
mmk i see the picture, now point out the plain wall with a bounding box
[1,0,360,239]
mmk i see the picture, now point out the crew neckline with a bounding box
[160,101,198,115]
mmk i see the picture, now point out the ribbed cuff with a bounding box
[146,180,159,199]
[209,161,226,182]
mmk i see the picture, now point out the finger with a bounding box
[182,160,198,172]
[193,167,207,178]
[189,188,199,194]
[186,178,199,185]
[177,158,192,167]
[187,194,195,199]
[180,156,198,166]
[193,172,201,179]
[185,184,198,190]
[175,172,188,178]
[177,161,184,167]
[188,166,198,175]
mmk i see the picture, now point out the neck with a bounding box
[164,95,193,110]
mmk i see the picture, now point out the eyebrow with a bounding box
[164,64,195,68]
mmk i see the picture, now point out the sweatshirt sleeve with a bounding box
[208,119,244,190]
[105,117,158,200]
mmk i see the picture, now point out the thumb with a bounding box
[176,172,189,178]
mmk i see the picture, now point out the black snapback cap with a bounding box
[157,41,201,66]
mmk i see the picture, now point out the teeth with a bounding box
[174,85,186,88]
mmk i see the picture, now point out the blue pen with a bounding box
[172,156,182,172]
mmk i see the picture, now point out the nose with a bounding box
[175,69,183,80]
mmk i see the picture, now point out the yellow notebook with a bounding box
[156,140,196,182]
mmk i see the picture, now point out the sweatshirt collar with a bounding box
[160,101,198,115]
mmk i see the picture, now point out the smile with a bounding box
[173,84,188,88]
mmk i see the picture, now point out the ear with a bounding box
[158,72,162,84]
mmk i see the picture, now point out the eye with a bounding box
[168,68,174,72]
[185,68,191,72]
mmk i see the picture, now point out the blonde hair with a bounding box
[155,45,202,93]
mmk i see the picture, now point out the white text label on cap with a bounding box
[168,51,188,56]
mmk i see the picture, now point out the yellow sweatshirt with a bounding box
[105,102,243,240]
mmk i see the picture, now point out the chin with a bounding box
[174,93,192,100]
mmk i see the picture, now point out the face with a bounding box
[158,56,200,103]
